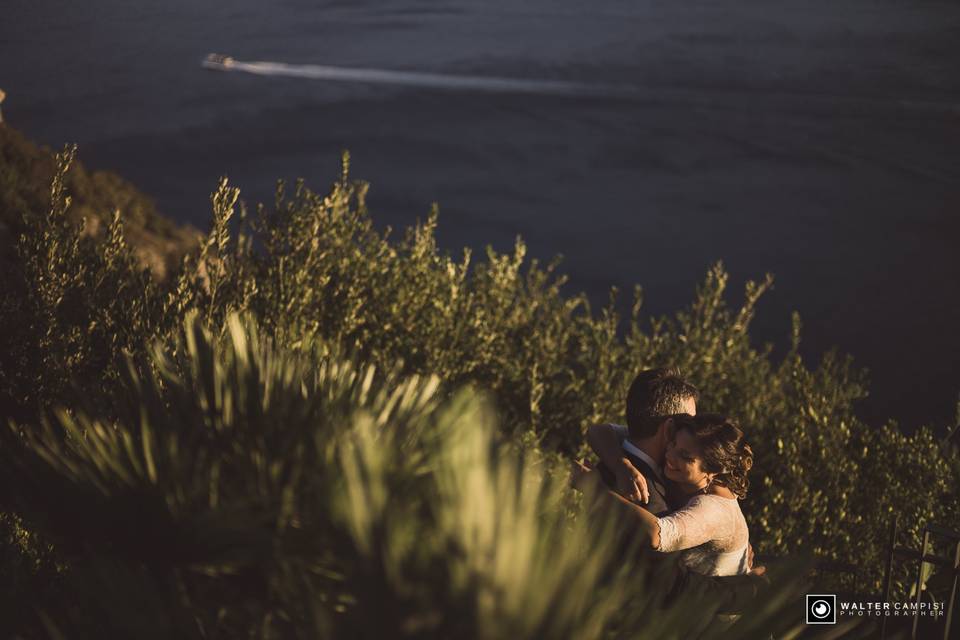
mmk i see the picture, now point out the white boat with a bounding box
[202,53,235,70]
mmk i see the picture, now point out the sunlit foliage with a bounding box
[1,139,956,637]
[2,312,828,639]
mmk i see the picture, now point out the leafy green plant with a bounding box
[2,313,842,639]
[0,138,956,635]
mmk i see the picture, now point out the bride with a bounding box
[596,413,754,577]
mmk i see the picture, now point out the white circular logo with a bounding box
[810,600,832,619]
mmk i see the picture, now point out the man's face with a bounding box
[661,396,697,448]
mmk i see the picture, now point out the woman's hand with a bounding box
[584,423,650,504]
[746,543,766,576]
[614,460,649,505]
[573,460,660,548]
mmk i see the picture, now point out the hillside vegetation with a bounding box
[0,126,199,278]
[1,139,957,638]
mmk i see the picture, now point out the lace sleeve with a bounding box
[655,495,732,552]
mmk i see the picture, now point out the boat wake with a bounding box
[201,56,960,123]
[210,58,615,98]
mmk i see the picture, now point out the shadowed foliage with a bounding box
[0,138,956,637]
[2,313,847,639]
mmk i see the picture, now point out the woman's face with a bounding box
[664,427,712,489]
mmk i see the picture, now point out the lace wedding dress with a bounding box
[655,494,751,576]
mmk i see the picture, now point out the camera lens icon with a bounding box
[806,594,837,624]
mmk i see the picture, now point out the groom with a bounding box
[588,367,698,514]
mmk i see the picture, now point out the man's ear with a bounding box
[666,417,677,437]
[661,417,676,441]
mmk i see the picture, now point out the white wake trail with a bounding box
[226,60,617,97]
[207,58,960,122]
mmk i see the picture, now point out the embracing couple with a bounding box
[574,367,764,612]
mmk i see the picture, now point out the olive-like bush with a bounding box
[1,140,956,637]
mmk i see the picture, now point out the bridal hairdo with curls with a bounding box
[671,413,754,499]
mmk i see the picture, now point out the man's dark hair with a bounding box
[625,367,699,439]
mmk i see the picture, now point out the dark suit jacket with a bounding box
[596,448,671,516]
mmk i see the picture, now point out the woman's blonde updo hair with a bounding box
[672,413,753,499]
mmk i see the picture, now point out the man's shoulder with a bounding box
[607,423,629,440]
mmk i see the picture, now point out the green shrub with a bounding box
[2,312,834,639]
[0,142,956,636]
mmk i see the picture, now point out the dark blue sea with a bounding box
[3,0,960,429]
